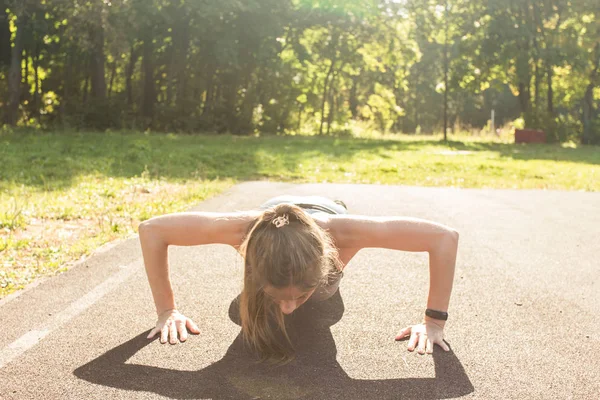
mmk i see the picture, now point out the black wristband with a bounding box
[425,308,448,321]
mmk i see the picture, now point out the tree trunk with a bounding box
[518,82,530,117]
[582,43,600,145]
[201,43,217,117]
[165,41,174,106]
[532,1,541,112]
[533,60,540,110]
[443,0,448,140]
[141,30,156,121]
[319,59,336,135]
[82,63,90,105]
[222,74,239,132]
[237,59,257,134]
[175,19,190,111]
[326,89,335,135]
[297,104,303,132]
[202,79,214,117]
[414,71,420,132]
[60,48,74,124]
[0,2,11,69]
[34,45,40,123]
[126,44,139,108]
[516,1,532,126]
[89,22,107,100]
[349,75,358,119]
[22,48,27,86]
[546,63,553,114]
[4,12,26,125]
[214,82,221,111]
[582,83,595,145]
[326,66,342,135]
[319,32,339,135]
[108,61,116,98]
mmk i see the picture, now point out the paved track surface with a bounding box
[1,182,599,399]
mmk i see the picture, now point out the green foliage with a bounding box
[0,0,598,142]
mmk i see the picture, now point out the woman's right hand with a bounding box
[147,309,200,344]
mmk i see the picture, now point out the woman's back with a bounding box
[258,195,348,216]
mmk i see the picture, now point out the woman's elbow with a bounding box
[138,219,159,239]
[440,229,459,249]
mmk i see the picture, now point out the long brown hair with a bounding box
[238,203,342,364]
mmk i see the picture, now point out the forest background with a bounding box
[1,0,599,143]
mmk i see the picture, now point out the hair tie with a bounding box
[272,214,289,228]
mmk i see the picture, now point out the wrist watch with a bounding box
[425,308,448,321]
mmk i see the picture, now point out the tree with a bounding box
[4,1,27,125]
[0,0,597,142]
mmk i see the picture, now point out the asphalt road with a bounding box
[1,181,599,399]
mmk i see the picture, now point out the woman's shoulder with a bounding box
[309,213,353,246]
[223,209,263,243]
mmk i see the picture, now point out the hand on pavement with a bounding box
[395,317,450,354]
[147,309,200,344]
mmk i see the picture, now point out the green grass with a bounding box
[1,130,598,298]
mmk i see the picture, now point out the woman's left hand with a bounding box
[395,317,450,354]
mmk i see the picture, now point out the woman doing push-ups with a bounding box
[139,195,459,363]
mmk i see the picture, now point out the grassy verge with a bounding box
[1,130,598,298]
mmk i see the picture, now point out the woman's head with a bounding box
[238,203,341,363]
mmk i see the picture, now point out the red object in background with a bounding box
[515,129,546,143]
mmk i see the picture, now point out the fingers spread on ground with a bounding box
[439,340,450,351]
[160,325,169,344]
[395,326,411,341]
[147,328,157,339]
[407,333,418,351]
[176,320,188,342]
[417,333,426,354]
[169,322,178,344]
[426,339,434,354]
[187,319,200,334]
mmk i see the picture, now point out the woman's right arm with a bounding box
[138,210,261,342]
[139,211,261,313]
[138,211,258,313]
[138,222,176,316]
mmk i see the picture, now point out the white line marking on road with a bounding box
[0,261,142,369]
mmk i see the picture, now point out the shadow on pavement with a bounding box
[74,291,474,399]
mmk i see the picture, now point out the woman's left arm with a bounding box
[328,215,459,354]
[424,231,459,315]
[409,232,458,354]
